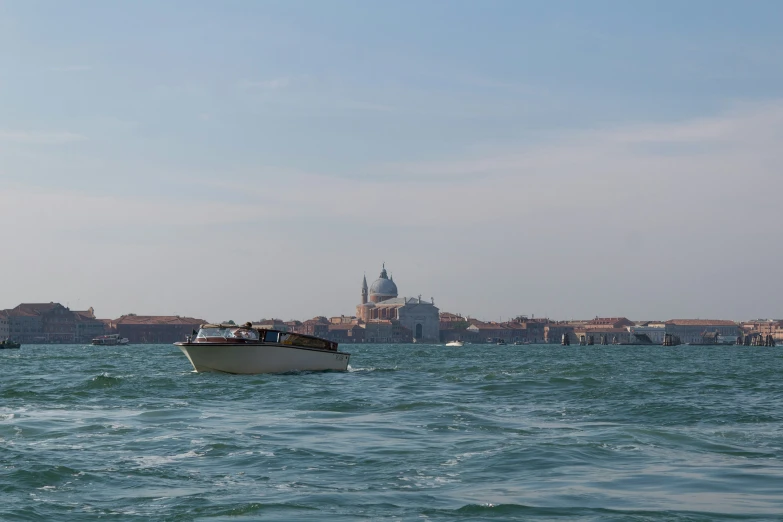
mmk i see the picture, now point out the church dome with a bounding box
[370,278,398,297]
[368,264,398,299]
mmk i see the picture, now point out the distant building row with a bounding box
[0,303,106,343]
[267,314,751,346]
[0,303,205,344]
[440,315,783,345]
[3,301,780,347]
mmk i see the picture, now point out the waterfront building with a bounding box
[465,320,512,343]
[362,319,395,343]
[0,310,9,339]
[3,303,106,343]
[584,317,634,329]
[502,321,529,342]
[284,320,303,332]
[574,326,631,344]
[439,312,466,323]
[252,319,290,332]
[544,322,578,344]
[72,308,108,342]
[291,317,329,338]
[629,322,667,344]
[330,315,358,325]
[508,316,546,343]
[439,312,468,343]
[6,305,43,342]
[110,314,206,344]
[741,320,783,343]
[455,317,544,344]
[572,318,636,344]
[525,317,549,343]
[664,319,739,344]
[326,323,366,343]
[356,265,439,342]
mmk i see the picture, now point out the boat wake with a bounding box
[348,366,398,373]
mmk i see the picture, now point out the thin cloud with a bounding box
[340,100,395,112]
[258,99,783,226]
[239,77,291,90]
[49,65,92,72]
[0,130,88,144]
[112,98,781,234]
[4,101,781,321]
[0,185,277,231]
[383,100,783,179]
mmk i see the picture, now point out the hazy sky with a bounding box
[1,0,782,322]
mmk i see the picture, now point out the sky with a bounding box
[1,0,782,323]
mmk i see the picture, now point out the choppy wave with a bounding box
[1,344,783,520]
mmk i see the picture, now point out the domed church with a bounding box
[367,265,398,303]
[357,264,440,342]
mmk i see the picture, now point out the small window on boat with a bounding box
[264,331,280,343]
[197,327,230,338]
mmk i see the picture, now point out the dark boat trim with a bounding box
[174,341,351,357]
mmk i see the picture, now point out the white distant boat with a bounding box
[174,323,350,374]
[92,334,129,346]
[445,340,464,347]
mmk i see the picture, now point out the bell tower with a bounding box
[361,274,368,305]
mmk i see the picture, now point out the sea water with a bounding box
[1,343,782,521]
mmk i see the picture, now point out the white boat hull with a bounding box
[445,341,464,347]
[176,343,350,374]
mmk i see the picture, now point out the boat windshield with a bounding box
[197,327,259,341]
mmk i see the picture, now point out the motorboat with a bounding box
[445,340,464,347]
[496,339,507,346]
[92,334,129,346]
[174,323,350,374]
[0,339,21,349]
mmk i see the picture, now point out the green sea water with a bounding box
[2,343,782,521]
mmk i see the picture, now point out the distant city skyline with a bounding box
[1,1,782,321]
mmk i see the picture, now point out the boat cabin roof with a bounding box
[197,323,339,351]
[201,323,256,330]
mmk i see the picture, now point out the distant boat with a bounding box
[496,339,507,346]
[0,339,21,349]
[92,334,129,346]
[445,340,464,347]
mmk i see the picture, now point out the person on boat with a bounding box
[232,327,258,341]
